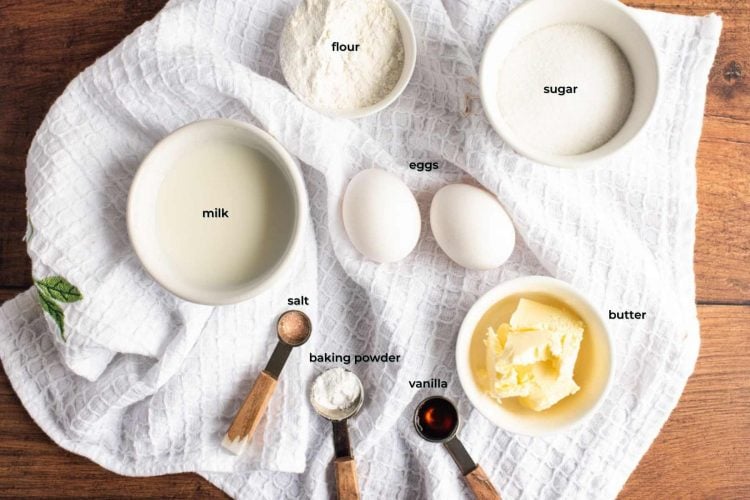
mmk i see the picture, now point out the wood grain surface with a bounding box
[464,465,502,500]
[334,457,361,500]
[224,370,278,447]
[0,0,748,498]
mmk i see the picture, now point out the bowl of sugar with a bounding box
[127,119,307,305]
[479,0,659,168]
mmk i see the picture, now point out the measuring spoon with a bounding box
[310,368,364,500]
[222,310,312,455]
[414,396,501,500]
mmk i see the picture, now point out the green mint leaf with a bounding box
[35,276,83,303]
[37,289,66,340]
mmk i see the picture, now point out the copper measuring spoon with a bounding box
[414,396,501,500]
[222,310,312,455]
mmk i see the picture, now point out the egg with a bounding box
[342,168,421,263]
[430,184,515,270]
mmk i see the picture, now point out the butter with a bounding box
[484,298,584,411]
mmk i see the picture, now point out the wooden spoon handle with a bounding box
[334,456,361,500]
[222,370,277,455]
[464,465,501,500]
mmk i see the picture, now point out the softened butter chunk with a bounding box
[484,298,584,411]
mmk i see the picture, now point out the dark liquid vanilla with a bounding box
[416,397,458,441]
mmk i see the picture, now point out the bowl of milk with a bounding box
[127,119,307,305]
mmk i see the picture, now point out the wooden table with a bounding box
[0,0,747,497]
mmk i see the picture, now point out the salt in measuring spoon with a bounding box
[414,396,501,500]
[310,368,365,500]
[222,310,312,455]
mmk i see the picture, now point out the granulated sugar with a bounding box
[497,24,635,156]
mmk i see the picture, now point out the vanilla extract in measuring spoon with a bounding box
[414,396,500,499]
[416,396,459,441]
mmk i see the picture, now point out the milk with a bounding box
[156,140,295,291]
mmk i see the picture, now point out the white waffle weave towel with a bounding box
[0,0,720,498]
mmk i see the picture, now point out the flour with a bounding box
[497,24,635,156]
[280,0,404,111]
[311,368,362,412]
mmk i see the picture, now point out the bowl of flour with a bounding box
[480,0,659,168]
[280,0,417,119]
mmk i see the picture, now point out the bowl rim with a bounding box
[126,118,308,305]
[455,275,615,436]
[293,0,417,119]
[478,0,661,168]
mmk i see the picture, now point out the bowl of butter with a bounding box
[456,276,613,436]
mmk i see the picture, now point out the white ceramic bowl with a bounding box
[288,0,417,119]
[127,119,307,305]
[479,0,659,168]
[456,276,614,436]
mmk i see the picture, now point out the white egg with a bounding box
[430,184,515,270]
[342,168,421,263]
